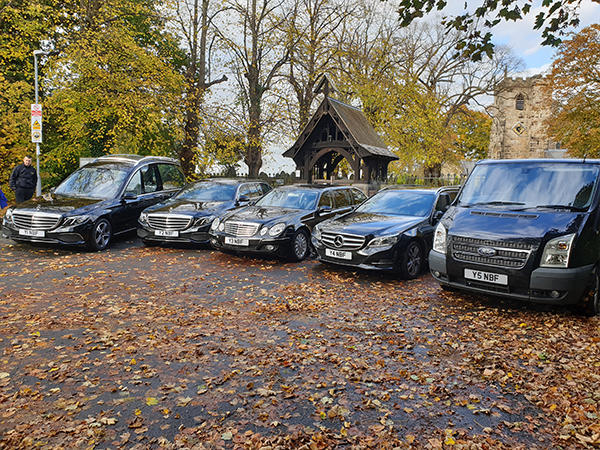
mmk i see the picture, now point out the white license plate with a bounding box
[155,230,179,237]
[326,248,352,260]
[225,236,249,246]
[19,229,45,237]
[464,269,508,285]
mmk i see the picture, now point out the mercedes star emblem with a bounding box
[333,235,344,248]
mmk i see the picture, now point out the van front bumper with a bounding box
[429,250,592,305]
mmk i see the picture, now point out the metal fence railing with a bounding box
[210,172,466,190]
[385,174,465,187]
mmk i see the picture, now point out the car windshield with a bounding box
[53,163,131,199]
[458,162,599,211]
[356,190,435,216]
[255,189,318,210]
[174,182,237,201]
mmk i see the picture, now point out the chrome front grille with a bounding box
[12,211,61,230]
[147,214,192,231]
[322,231,365,250]
[224,221,260,237]
[451,236,533,269]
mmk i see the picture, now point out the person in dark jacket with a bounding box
[9,156,37,204]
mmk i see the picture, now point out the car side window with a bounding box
[448,190,458,203]
[318,191,333,208]
[141,165,159,193]
[435,193,452,213]
[158,164,185,190]
[125,171,142,196]
[350,188,367,205]
[238,184,252,198]
[247,183,263,199]
[258,183,272,196]
[333,189,351,209]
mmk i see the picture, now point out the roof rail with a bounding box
[93,154,179,165]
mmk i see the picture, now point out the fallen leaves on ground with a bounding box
[0,241,598,449]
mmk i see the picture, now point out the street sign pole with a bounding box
[32,51,47,197]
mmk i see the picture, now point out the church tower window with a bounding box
[516,94,525,110]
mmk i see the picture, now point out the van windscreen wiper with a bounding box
[461,201,526,207]
[535,204,587,211]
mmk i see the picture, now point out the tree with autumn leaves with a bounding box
[0,0,54,200]
[42,0,185,186]
[331,15,515,177]
[1,0,512,194]
[542,24,600,157]
[0,0,186,191]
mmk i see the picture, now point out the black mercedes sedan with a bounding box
[1,155,185,250]
[137,179,272,246]
[209,184,367,261]
[312,186,459,278]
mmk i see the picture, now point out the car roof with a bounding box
[91,154,180,166]
[197,178,267,184]
[477,158,600,166]
[380,185,459,194]
[274,184,358,191]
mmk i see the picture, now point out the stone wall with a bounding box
[488,75,561,159]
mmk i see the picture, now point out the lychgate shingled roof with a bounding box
[283,87,398,184]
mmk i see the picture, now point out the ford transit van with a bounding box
[429,159,600,316]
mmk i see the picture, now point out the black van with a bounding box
[429,159,600,316]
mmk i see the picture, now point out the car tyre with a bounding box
[577,265,599,317]
[399,241,423,280]
[289,229,310,262]
[88,218,112,251]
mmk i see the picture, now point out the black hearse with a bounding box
[2,155,185,250]
[429,159,600,316]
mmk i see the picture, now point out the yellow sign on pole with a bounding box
[31,104,42,143]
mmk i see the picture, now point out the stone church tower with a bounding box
[488,75,563,159]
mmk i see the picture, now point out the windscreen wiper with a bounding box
[461,201,526,207]
[535,204,587,211]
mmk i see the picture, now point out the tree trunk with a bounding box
[179,0,228,179]
[245,126,263,178]
[245,62,263,178]
[245,101,263,178]
[181,87,200,178]
[424,163,441,178]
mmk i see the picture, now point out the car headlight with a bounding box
[139,212,149,225]
[211,217,220,231]
[194,215,213,227]
[260,226,268,236]
[62,215,90,227]
[432,223,447,254]
[4,208,14,223]
[367,235,398,248]
[313,225,322,241]
[540,233,575,268]
[268,223,286,237]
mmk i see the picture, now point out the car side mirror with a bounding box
[433,210,444,223]
[237,194,251,205]
[123,192,137,201]
[317,205,332,216]
[49,187,56,194]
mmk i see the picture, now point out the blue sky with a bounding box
[476,1,600,74]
